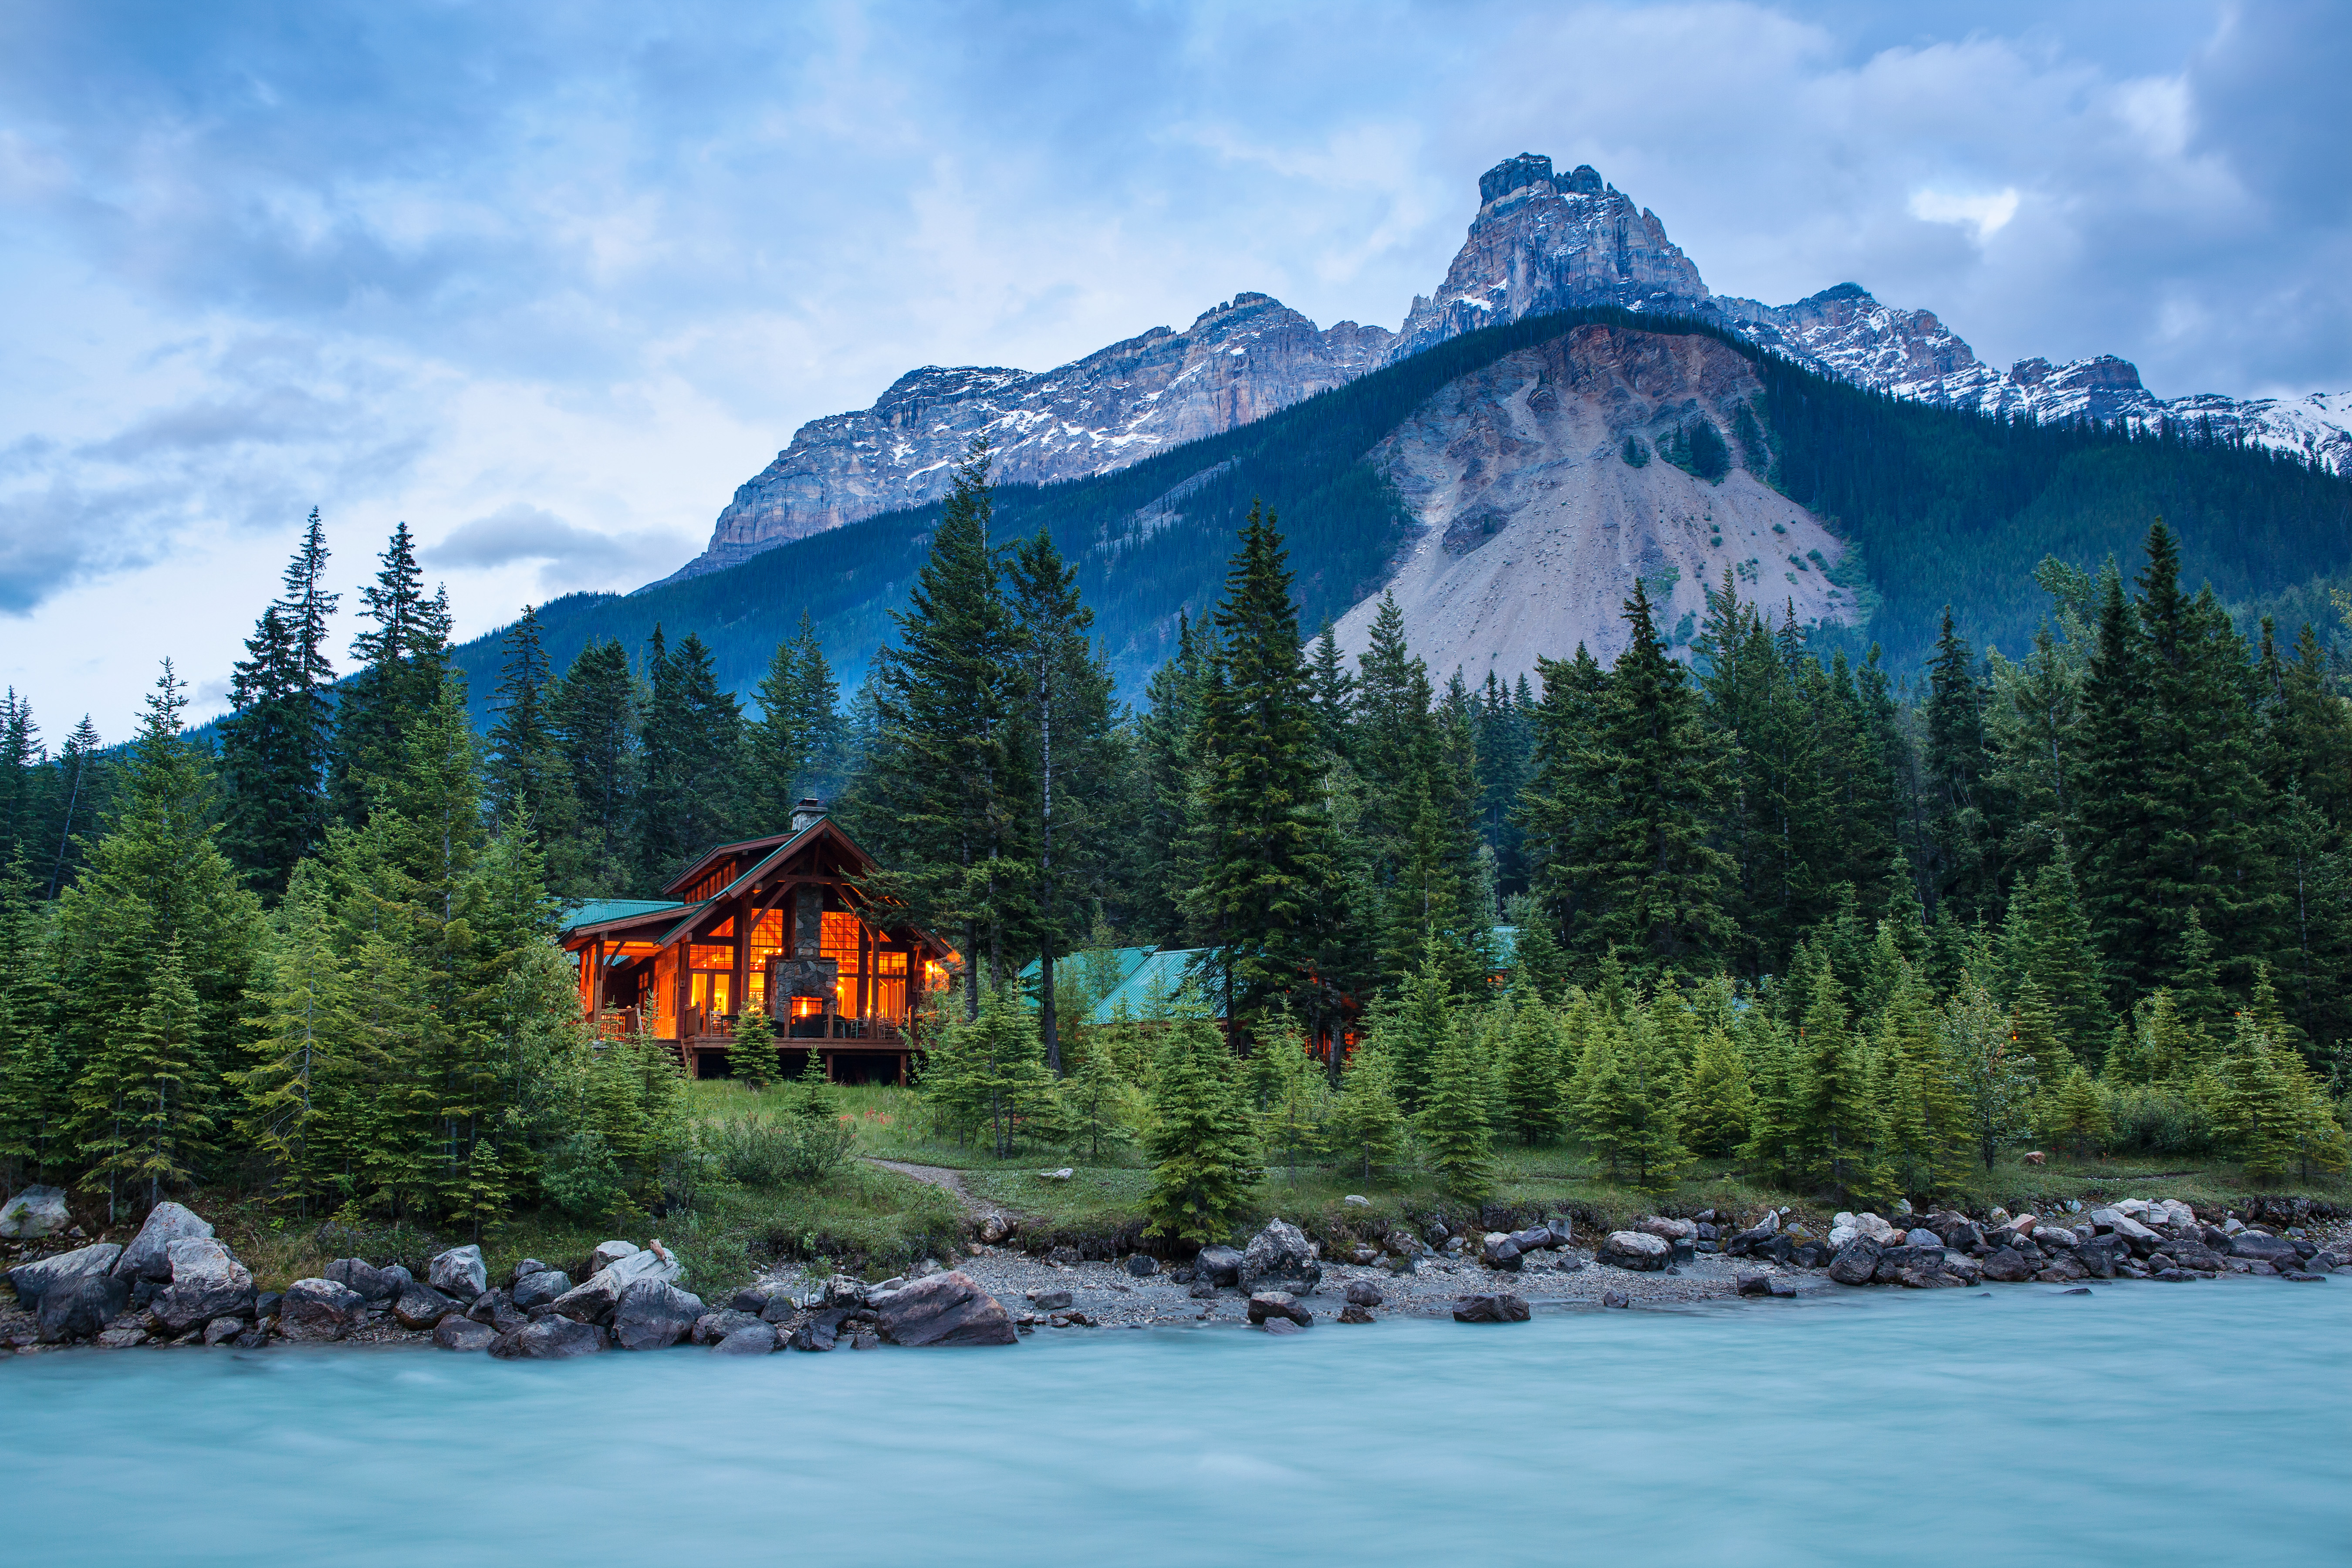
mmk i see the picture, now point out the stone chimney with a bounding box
[790,797,826,833]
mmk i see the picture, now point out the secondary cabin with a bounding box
[557,799,957,1085]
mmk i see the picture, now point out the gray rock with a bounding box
[1636,1216,1698,1243]
[1124,1254,1159,1277]
[9,1242,124,1311]
[427,1244,487,1301]
[109,1203,210,1281]
[201,1316,246,1347]
[1451,1293,1530,1323]
[551,1245,684,1325]
[1246,1290,1313,1326]
[1338,1304,1375,1324]
[1980,1247,2035,1283]
[2167,1240,2224,1273]
[1027,1289,1073,1312]
[95,1324,151,1348]
[1193,1245,1244,1287]
[588,1240,642,1275]
[1260,1315,1304,1336]
[38,1270,129,1342]
[433,1316,499,1352]
[1600,1289,1631,1309]
[153,1238,257,1332]
[496,1316,608,1359]
[510,1269,571,1311]
[1480,1234,1524,1271]
[790,1314,841,1352]
[1237,1220,1322,1293]
[468,1288,520,1329]
[874,1269,1017,1347]
[1188,1280,1220,1299]
[1904,1227,1943,1249]
[730,1279,793,1315]
[713,1323,779,1355]
[324,1257,402,1303]
[1736,1273,1774,1297]
[277,1278,368,1341]
[1597,1230,1672,1271]
[692,1309,763,1345]
[510,1257,549,1285]
[1344,1280,1385,1308]
[821,1275,867,1309]
[0,1185,71,1240]
[254,1291,281,1319]
[612,1279,706,1351]
[393,1284,462,1330]
[2229,1233,2302,1266]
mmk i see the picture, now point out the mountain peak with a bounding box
[1477,153,1609,209]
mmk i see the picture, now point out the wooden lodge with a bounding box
[558,800,958,1084]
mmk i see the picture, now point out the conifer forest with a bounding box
[3,438,2349,1250]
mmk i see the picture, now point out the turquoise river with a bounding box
[3,1277,2346,1566]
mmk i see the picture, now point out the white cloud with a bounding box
[1908,186,2022,243]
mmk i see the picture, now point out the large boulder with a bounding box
[1637,1216,1698,1243]
[112,1203,211,1282]
[153,1238,256,1333]
[1193,1245,1244,1287]
[587,1240,642,1275]
[1509,1225,1557,1255]
[493,1316,608,1359]
[1828,1212,1899,1249]
[1246,1290,1313,1326]
[427,1244,488,1301]
[1451,1293,1530,1323]
[2088,1209,2162,1244]
[324,1258,402,1304]
[1238,1220,1322,1293]
[2229,1233,2302,1267]
[2166,1240,2224,1274]
[692,1309,764,1345]
[1480,1234,1523,1271]
[510,1269,571,1311]
[713,1323,780,1355]
[8,1242,122,1311]
[1344,1279,1385,1308]
[551,1244,684,1325]
[0,1185,71,1240]
[873,1269,1016,1346]
[611,1279,706,1351]
[1980,1247,2035,1283]
[433,1316,499,1352]
[393,1284,463,1330]
[1597,1231,1672,1271]
[1826,1237,1882,1286]
[277,1277,368,1342]
[38,1270,129,1342]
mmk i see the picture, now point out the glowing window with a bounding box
[689,944,733,972]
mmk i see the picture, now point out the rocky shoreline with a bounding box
[4,1193,2344,1359]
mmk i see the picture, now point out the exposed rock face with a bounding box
[1387,153,1710,363]
[667,294,1393,580]
[1331,324,1850,686]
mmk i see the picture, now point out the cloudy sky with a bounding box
[5,0,2348,737]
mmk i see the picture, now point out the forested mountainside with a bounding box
[451,308,2352,713]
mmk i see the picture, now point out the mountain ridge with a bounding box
[657,153,2352,583]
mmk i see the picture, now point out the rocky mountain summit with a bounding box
[665,294,1391,581]
[662,152,2351,584]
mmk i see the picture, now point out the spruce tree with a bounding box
[230,859,354,1212]
[748,610,846,826]
[1328,1044,1406,1179]
[220,511,338,895]
[78,937,214,1213]
[1548,582,1734,980]
[1734,1008,1805,1186]
[0,857,64,1185]
[486,605,574,845]
[2044,1064,2109,1161]
[1190,503,1342,1042]
[634,629,745,886]
[1142,1009,1263,1243]
[863,440,1027,1013]
[1792,963,1886,1203]
[728,1006,777,1091]
[2211,1014,2299,1184]
[550,639,639,896]
[1941,976,2036,1169]
[1920,608,1991,921]
[1497,990,1566,1143]
[331,521,450,824]
[1676,1020,1753,1157]
[1417,1012,1497,1199]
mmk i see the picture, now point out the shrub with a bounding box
[2099,1082,2217,1157]
[706,1114,858,1187]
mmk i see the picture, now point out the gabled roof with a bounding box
[560,899,688,939]
[1087,947,1214,1024]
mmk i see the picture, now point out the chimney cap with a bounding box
[790,796,827,829]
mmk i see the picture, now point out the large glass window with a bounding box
[746,907,785,1013]
[821,910,862,1016]
[872,950,908,1024]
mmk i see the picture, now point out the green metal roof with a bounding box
[1492,925,1517,967]
[559,899,685,936]
[1087,947,1212,1023]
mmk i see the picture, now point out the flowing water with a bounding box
[4,1278,2346,1566]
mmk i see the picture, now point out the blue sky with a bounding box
[5,0,2348,733]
